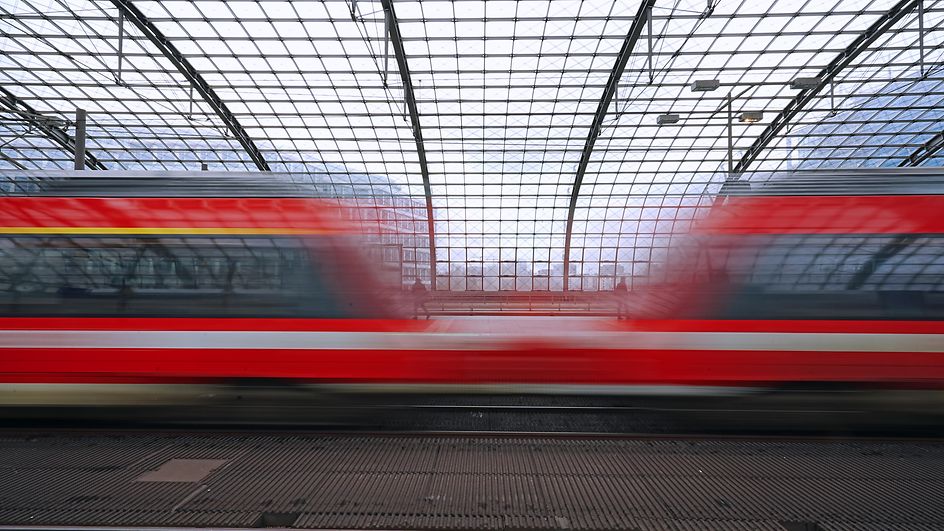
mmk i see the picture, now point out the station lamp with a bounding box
[790,77,822,90]
[656,113,680,125]
[738,111,764,123]
[691,79,721,92]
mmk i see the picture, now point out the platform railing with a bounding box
[417,291,623,316]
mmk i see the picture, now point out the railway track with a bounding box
[3,392,942,437]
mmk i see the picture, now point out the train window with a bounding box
[0,235,350,318]
[694,233,944,320]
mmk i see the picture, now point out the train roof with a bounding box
[726,168,944,196]
[2,171,356,198]
[3,168,943,199]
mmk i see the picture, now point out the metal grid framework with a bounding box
[0,0,942,291]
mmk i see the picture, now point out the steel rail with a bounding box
[7,98,943,117]
[0,8,913,23]
[8,75,938,90]
[13,20,941,42]
[10,87,944,107]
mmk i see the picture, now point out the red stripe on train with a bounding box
[5,195,944,234]
[703,195,944,234]
[0,197,350,231]
[2,348,944,385]
[0,317,940,334]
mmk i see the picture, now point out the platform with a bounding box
[0,431,942,530]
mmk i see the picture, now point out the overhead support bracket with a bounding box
[115,9,125,84]
[646,4,654,84]
[900,131,943,167]
[731,0,918,177]
[918,0,925,76]
[828,80,837,116]
[379,0,438,289]
[0,86,107,170]
[726,92,734,177]
[0,150,26,170]
[562,0,655,291]
[74,108,87,170]
[110,0,270,171]
[383,7,390,86]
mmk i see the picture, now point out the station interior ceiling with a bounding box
[0,0,942,290]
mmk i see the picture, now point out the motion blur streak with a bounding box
[0,171,943,427]
[0,329,943,352]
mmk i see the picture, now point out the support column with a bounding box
[74,108,87,171]
[646,5,654,83]
[116,10,125,84]
[726,92,733,178]
[918,0,925,76]
[561,0,655,291]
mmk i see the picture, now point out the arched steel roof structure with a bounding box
[110,0,271,171]
[0,0,942,291]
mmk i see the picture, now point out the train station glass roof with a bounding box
[0,0,942,290]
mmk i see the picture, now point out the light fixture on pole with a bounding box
[691,79,721,92]
[656,113,680,125]
[738,111,764,123]
[727,93,733,177]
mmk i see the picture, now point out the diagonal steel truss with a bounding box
[0,85,107,170]
[562,0,656,291]
[732,0,920,177]
[901,131,943,166]
[109,0,270,171]
[379,0,438,289]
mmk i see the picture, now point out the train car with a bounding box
[615,170,944,419]
[1,170,943,428]
[0,173,411,415]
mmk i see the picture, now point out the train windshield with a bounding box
[0,235,393,318]
[639,233,944,320]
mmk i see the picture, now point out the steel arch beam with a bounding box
[0,86,107,170]
[733,0,919,176]
[900,131,943,167]
[562,0,655,291]
[379,0,438,289]
[110,0,270,171]
[0,151,26,170]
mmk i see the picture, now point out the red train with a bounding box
[0,172,942,422]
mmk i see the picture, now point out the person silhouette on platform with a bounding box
[411,277,430,319]
[614,276,629,320]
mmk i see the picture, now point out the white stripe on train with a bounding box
[0,330,942,352]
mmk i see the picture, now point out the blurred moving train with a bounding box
[0,170,942,427]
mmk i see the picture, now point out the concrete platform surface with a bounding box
[0,431,943,530]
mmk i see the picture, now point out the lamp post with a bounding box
[73,108,86,171]
[662,80,764,180]
[727,91,733,178]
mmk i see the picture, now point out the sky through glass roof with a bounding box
[0,0,941,290]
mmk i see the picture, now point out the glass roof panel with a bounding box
[0,0,941,290]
